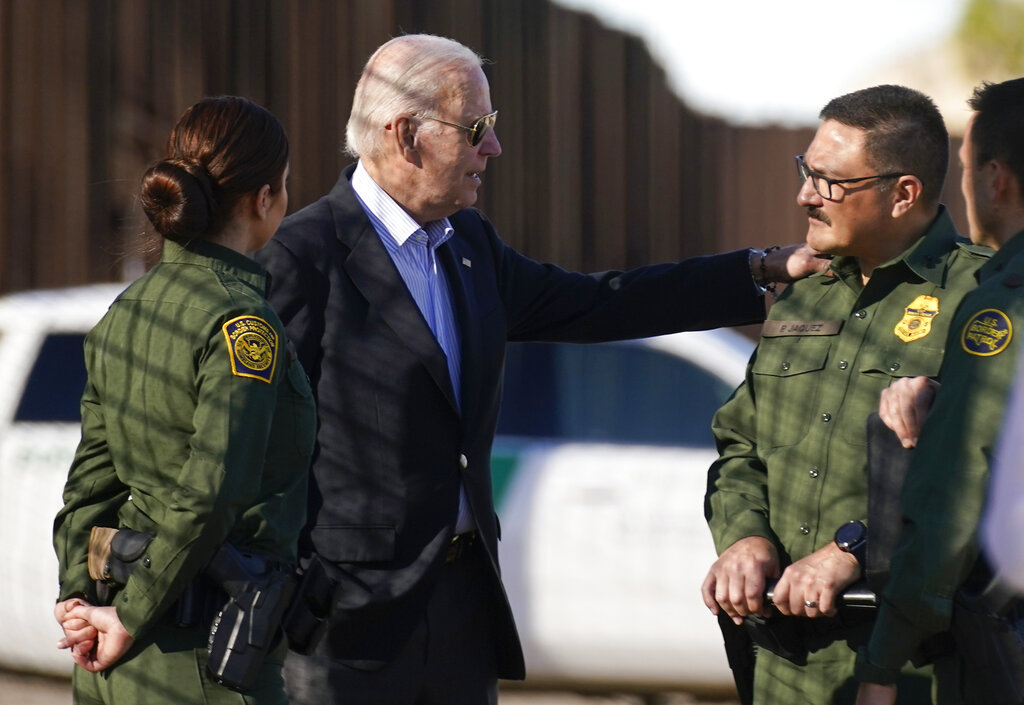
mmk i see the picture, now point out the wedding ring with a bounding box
[804,600,818,608]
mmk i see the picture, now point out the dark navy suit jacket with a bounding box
[255,164,766,678]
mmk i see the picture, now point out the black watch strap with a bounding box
[834,520,867,566]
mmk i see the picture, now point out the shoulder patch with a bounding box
[894,295,939,343]
[961,309,1012,357]
[222,315,278,383]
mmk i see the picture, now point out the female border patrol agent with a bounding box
[51,96,316,705]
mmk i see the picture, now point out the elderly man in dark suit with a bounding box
[256,32,821,705]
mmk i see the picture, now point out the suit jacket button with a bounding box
[459,454,468,469]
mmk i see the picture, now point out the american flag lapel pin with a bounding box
[462,257,472,268]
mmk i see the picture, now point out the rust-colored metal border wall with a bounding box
[0,0,967,293]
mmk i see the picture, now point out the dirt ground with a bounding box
[0,670,740,705]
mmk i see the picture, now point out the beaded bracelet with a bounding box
[760,245,780,296]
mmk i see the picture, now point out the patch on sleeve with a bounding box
[222,315,278,383]
[961,309,1012,357]
[894,295,939,342]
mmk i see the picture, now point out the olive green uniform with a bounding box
[53,239,316,704]
[856,230,1024,702]
[706,209,989,704]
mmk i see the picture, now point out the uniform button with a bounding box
[821,412,832,422]
[143,556,151,568]
[838,360,848,370]
[888,362,901,372]
[854,310,867,319]
[809,467,819,478]
[459,454,468,469]
[799,524,811,535]
[781,361,791,371]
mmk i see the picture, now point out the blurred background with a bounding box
[2,0,1021,296]
[1,1,1023,703]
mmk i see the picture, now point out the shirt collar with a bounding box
[827,206,965,287]
[979,228,1024,282]
[160,237,269,293]
[352,160,454,249]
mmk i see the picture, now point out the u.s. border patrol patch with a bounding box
[894,294,939,342]
[961,309,1012,357]
[222,315,278,383]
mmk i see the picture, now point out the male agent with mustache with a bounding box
[702,85,990,705]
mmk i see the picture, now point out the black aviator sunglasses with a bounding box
[419,110,498,147]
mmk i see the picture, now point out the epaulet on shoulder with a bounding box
[954,238,995,258]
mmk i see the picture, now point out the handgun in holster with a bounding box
[86,527,338,690]
[204,542,297,692]
[743,578,880,666]
[204,547,342,689]
[741,611,809,666]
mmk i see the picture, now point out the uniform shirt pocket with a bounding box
[857,345,943,379]
[752,336,832,448]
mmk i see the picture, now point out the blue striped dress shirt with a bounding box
[351,162,474,532]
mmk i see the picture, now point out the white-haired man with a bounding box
[256,33,820,704]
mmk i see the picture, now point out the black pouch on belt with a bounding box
[87,526,155,604]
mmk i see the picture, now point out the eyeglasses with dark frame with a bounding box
[419,110,498,147]
[795,154,905,201]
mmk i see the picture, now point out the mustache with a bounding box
[807,206,831,226]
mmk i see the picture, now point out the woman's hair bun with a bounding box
[139,159,218,240]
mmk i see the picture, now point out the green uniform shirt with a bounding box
[707,210,989,565]
[857,230,1024,684]
[53,239,316,639]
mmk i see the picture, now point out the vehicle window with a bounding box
[15,333,87,422]
[497,341,736,447]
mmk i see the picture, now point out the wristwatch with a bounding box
[834,520,867,566]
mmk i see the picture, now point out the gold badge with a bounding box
[222,315,278,383]
[961,309,1012,357]
[894,295,939,342]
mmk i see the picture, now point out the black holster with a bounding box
[204,543,296,692]
[742,613,810,666]
[281,555,336,655]
[86,527,337,690]
[950,562,1024,704]
[742,585,878,667]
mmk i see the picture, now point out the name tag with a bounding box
[762,320,843,337]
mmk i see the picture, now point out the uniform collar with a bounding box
[825,206,964,287]
[979,228,1024,282]
[160,238,270,293]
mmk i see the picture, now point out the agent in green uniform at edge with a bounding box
[702,84,991,705]
[855,78,1024,705]
[51,96,316,704]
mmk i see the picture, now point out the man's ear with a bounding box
[392,116,421,166]
[891,175,923,218]
[989,159,1021,205]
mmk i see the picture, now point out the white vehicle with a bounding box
[0,284,127,674]
[0,284,754,692]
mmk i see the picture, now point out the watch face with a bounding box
[836,521,866,550]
